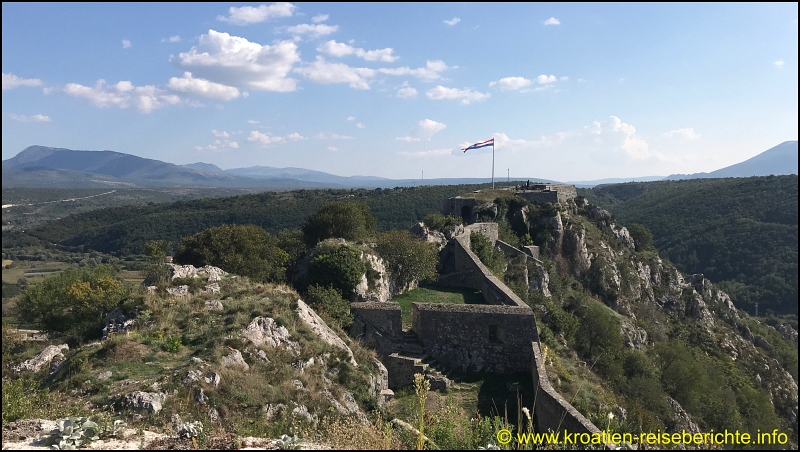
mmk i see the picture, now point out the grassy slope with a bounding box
[391,284,484,328]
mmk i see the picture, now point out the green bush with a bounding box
[305,284,352,329]
[2,378,49,425]
[421,213,461,233]
[308,245,366,298]
[469,232,505,277]
[376,230,438,288]
[303,201,377,246]
[627,224,653,251]
[175,224,288,283]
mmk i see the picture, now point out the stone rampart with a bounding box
[496,239,528,259]
[442,196,479,224]
[531,342,600,436]
[464,222,499,244]
[412,303,536,373]
[517,184,577,205]
[350,302,401,338]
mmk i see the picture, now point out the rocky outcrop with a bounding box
[221,348,249,371]
[296,298,357,366]
[666,397,700,434]
[204,300,224,312]
[620,322,648,350]
[243,316,300,355]
[166,285,189,297]
[564,228,592,277]
[353,253,391,302]
[528,261,551,297]
[126,391,167,414]
[409,222,447,249]
[14,344,69,374]
[611,224,635,250]
[169,264,228,282]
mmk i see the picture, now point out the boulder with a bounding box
[166,285,189,297]
[14,344,69,373]
[96,371,112,381]
[203,283,220,294]
[666,397,700,434]
[296,299,357,366]
[126,391,166,414]
[221,348,249,371]
[204,300,224,312]
[264,403,287,421]
[620,322,648,350]
[243,317,300,355]
[169,264,228,282]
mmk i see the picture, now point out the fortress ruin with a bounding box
[442,183,577,224]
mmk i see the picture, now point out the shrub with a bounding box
[308,245,366,298]
[2,378,49,425]
[305,284,352,329]
[302,201,377,246]
[421,213,461,233]
[628,223,653,252]
[470,232,505,277]
[175,224,288,283]
[376,230,438,289]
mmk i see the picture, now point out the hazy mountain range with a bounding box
[2,141,796,189]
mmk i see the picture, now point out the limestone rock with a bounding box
[353,253,391,302]
[204,299,224,312]
[195,388,208,405]
[564,229,591,277]
[204,371,221,387]
[203,282,220,293]
[324,389,366,421]
[264,403,287,421]
[291,405,316,423]
[243,316,299,355]
[126,391,167,414]
[621,322,648,350]
[410,222,447,249]
[296,298,357,366]
[183,370,202,386]
[96,371,112,381]
[257,349,270,363]
[528,261,551,297]
[666,397,700,434]
[169,264,228,282]
[221,348,249,371]
[612,224,635,250]
[14,344,69,373]
[166,285,189,297]
[146,286,158,294]
[369,358,390,406]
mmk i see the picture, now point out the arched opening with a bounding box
[461,205,472,224]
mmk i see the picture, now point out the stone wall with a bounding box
[530,342,600,436]
[442,196,480,224]
[412,303,536,373]
[385,353,427,389]
[516,184,577,205]
[464,222,499,244]
[350,302,401,338]
[496,239,528,259]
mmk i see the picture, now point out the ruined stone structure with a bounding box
[516,183,577,204]
[442,196,480,224]
[350,220,601,438]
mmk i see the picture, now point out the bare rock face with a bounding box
[528,261,552,297]
[243,316,300,355]
[166,285,189,297]
[369,358,390,407]
[168,264,228,282]
[666,397,700,434]
[126,391,167,414]
[221,348,249,371]
[204,300,224,312]
[353,253,391,303]
[296,299,357,366]
[324,389,367,422]
[621,322,648,350]
[611,224,635,250]
[14,344,69,373]
[564,228,592,278]
[203,282,220,293]
[409,222,447,249]
[686,292,715,329]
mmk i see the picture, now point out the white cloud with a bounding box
[173,30,300,92]
[489,76,531,91]
[578,78,587,83]
[64,79,180,113]
[536,74,557,84]
[560,76,569,81]
[247,119,260,124]
[311,14,329,23]
[544,17,560,26]
[444,17,460,26]
[248,130,305,145]
[396,119,445,141]
[317,40,398,62]
[662,128,699,140]
[377,60,450,80]
[774,59,785,68]
[212,129,230,138]
[426,86,490,105]
[346,116,355,121]
[493,132,567,152]
[398,148,453,158]
[316,132,354,140]
[294,56,375,89]
[7,113,51,123]
[356,123,365,129]
[327,146,338,151]
[167,72,241,100]
[585,121,602,135]
[162,35,181,43]
[396,82,417,98]
[286,23,338,37]
[2,73,43,90]
[196,130,240,151]
[217,2,296,25]
[122,39,132,49]
[611,116,651,159]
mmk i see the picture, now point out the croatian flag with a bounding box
[462,138,494,152]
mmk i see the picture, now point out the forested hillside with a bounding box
[582,175,798,315]
[5,184,490,257]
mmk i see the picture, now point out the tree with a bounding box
[305,284,352,329]
[302,201,377,246]
[628,223,654,251]
[175,224,288,283]
[141,240,171,286]
[308,245,366,297]
[277,229,309,282]
[376,230,439,289]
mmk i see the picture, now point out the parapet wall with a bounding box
[412,303,536,373]
[531,341,600,436]
[517,184,577,205]
[350,302,401,338]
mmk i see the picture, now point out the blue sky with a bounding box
[2,3,797,181]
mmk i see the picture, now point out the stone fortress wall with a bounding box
[516,183,578,205]
[350,211,600,438]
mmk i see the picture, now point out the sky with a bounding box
[2,3,797,181]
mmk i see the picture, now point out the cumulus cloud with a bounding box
[544,17,560,25]
[212,129,230,138]
[346,116,355,121]
[396,82,417,98]
[444,17,460,26]
[327,146,338,151]
[7,113,51,122]
[294,56,375,89]
[356,122,365,128]
[398,148,453,158]
[167,72,241,100]
[196,136,240,151]
[493,132,567,152]
[426,86,490,105]
[585,121,602,135]
[396,119,447,142]
[64,79,180,113]
[610,116,651,159]
[162,35,181,43]
[286,23,338,37]
[173,30,300,92]
[247,119,260,124]
[662,128,699,140]
[774,59,785,68]
[377,60,450,80]
[2,73,43,90]
[490,76,531,91]
[536,74,557,84]
[248,130,305,145]
[317,40,398,62]
[218,2,296,25]
[311,14,329,23]
[122,39,132,49]
[316,132,354,139]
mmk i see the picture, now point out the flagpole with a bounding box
[491,139,495,189]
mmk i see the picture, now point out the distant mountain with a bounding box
[183,162,224,173]
[566,176,666,188]
[666,141,798,180]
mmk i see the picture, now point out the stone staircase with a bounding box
[388,331,451,391]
